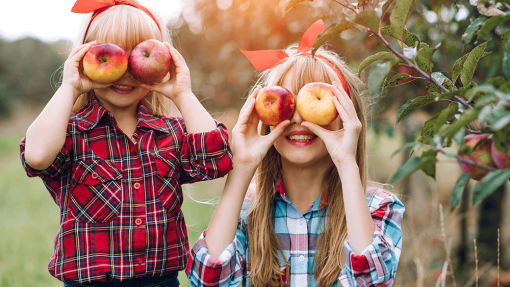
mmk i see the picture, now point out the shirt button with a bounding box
[91,172,99,179]
[135,218,143,226]
[299,255,305,262]
[133,182,141,189]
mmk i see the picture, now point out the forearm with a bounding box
[337,160,375,255]
[173,91,217,134]
[25,84,78,170]
[205,163,257,258]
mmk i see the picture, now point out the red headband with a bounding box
[240,20,350,98]
[72,0,161,36]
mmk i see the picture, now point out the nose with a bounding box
[290,100,303,125]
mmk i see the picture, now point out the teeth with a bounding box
[112,85,134,90]
[287,135,315,142]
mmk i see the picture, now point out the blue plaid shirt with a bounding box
[186,179,404,286]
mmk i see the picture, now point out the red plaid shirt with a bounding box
[19,95,233,284]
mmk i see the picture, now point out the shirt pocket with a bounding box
[154,152,182,212]
[69,159,122,224]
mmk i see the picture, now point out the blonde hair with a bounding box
[247,45,369,286]
[71,1,179,116]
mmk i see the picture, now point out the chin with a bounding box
[95,87,148,108]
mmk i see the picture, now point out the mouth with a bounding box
[285,134,317,142]
[110,84,136,94]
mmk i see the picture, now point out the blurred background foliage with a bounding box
[0,0,509,286]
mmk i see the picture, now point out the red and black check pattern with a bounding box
[20,95,233,284]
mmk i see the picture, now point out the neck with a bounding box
[281,156,332,214]
[97,97,139,140]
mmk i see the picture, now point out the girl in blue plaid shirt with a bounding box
[187,21,405,287]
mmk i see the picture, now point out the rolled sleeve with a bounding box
[341,191,405,286]
[186,228,247,287]
[19,136,71,179]
[180,120,233,184]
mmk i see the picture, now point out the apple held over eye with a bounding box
[83,43,128,83]
[255,86,295,126]
[457,134,497,181]
[129,39,172,84]
[296,82,338,126]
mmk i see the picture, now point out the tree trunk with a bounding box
[457,183,470,268]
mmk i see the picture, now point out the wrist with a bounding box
[335,158,359,175]
[171,90,194,107]
[60,83,82,101]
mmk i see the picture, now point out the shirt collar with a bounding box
[273,177,329,209]
[76,94,169,134]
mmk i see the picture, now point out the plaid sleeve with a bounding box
[340,190,404,286]
[179,119,233,184]
[186,198,251,287]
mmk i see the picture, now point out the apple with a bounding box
[458,134,497,181]
[83,42,128,84]
[255,86,295,126]
[296,82,338,125]
[129,39,172,84]
[491,142,510,169]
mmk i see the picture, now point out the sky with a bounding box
[0,0,184,42]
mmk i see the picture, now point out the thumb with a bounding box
[301,121,328,139]
[265,120,290,144]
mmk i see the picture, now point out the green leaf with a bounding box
[396,92,441,124]
[493,124,510,153]
[416,42,438,74]
[367,63,389,97]
[312,22,354,56]
[283,0,312,14]
[452,53,469,84]
[353,11,380,32]
[490,107,510,130]
[384,73,410,91]
[472,169,510,205]
[358,52,396,76]
[432,104,461,134]
[446,108,480,141]
[391,142,419,158]
[502,30,510,50]
[450,173,471,208]
[380,26,419,47]
[460,39,491,86]
[477,11,510,41]
[453,128,465,146]
[463,16,487,45]
[418,105,459,145]
[381,0,396,19]
[503,36,510,79]
[389,0,415,46]
[389,156,436,185]
[420,150,436,179]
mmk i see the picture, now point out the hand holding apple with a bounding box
[301,82,362,169]
[62,41,112,97]
[83,42,129,84]
[129,39,172,84]
[458,134,497,180]
[296,82,338,125]
[254,86,295,126]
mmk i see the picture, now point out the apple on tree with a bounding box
[296,82,338,126]
[458,134,497,181]
[255,86,295,126]
[129,39,172,84]
[83,42,128,83]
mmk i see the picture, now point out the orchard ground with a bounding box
[0,104,508,287]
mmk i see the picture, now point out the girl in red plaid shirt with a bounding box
[187,21,404,287]
[20,1,233,286]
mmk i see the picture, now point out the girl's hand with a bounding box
[140,43,192,101]
[301,81,362,167]
[62,41,110,98]
[232,87,290,169]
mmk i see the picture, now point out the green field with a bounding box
[0,132,222,287]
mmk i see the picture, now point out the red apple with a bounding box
[296,82,338,125]
[458,134,497,181]
[255,86,295,126]
[129,39,172,84]
[491,142,510,169]
[83,43,128,83]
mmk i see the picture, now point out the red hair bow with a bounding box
[72,0,161,32]
[240,20,350,97]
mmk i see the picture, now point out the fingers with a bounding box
[237,98,256,126]
[69,41,97,62]
[240,86,261,116]
[332,82,356,118]
[332,95,350,124]
[300,121,329,139]
[166,44,187,69]
[264,120,290,143]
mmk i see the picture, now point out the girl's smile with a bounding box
[284,130,318,146]
[110,84,137,94]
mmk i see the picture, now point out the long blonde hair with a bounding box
[247,45,369,286]
[71,1,178,116]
